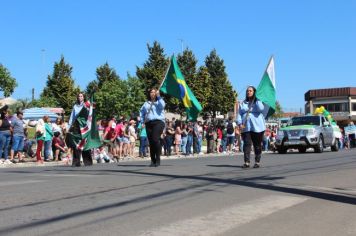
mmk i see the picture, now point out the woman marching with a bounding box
[237,86,266,168]
[67,92,95,167]
[140,88,165,167]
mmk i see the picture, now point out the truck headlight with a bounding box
[303,129,316,136]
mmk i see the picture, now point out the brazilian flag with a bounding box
[160,56,202,121]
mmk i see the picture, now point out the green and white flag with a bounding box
[66,95,102,151]
[256,56,276,119]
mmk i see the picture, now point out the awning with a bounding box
[23,107,59,121]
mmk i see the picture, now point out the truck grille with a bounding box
[289,130,300,137]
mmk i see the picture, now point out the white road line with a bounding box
[267,183,356,195]
[0,180,45,187]
[37,174,95,177]
[140,195,308,236]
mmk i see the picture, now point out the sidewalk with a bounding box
[0,150,244,168]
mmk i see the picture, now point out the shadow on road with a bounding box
[0,150,355,234]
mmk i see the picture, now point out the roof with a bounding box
[305,87,356,101]
[0,97,17,105]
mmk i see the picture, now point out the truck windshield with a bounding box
[288,116,320,126]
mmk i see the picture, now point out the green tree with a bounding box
[136,41,169,92]
[9,98,32,113]
[195,66,213,111]
[86,62,119,95]
[271,101,283,119]
[95,79,126,120]
[85,80,99,96]
[177,48,197,89]
[0,64,18,97]
[41,56,80,114]
[122,74,146,118]
[30,96,58,108]
[204,49,237,117]
[174,48,199,117]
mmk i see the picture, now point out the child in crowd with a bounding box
[94,146,114,163]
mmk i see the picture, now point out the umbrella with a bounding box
[23,107,59,121]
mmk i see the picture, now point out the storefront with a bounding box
[305,87,356,127]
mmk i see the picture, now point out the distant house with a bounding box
[305,87,356,126]
[0,97,17,106]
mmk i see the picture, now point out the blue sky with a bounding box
[1,0,355,112]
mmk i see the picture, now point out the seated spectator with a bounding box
[23,138,36,158]
[52,132,67,161]
[94,146,113,163]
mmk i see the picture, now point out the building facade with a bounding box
[305,87,356,126]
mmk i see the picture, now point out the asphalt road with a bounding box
[0,148,356,236]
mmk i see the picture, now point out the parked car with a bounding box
[275,115,339,154]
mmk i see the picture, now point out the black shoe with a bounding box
[242,163,250,169]
[149,162,156,167]
[253,163,260,168]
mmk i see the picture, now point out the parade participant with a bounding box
[140,88,165,167]
[238,86,266,168]
[67,92,94,166]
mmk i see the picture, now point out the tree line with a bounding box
[2,41,284,120]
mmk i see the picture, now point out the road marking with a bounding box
[0,180,44,187]
[140,195,308,236]
[37,174,95,177]
[274,183,356,195]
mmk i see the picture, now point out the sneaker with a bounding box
[4,159,13,165]
[19,159,26,163]
[242,163,250,169]
[253,163,260,168]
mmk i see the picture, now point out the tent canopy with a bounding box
[23,107,59,121]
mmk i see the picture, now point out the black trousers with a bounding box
[242,131,264,163]
[146,120,165,165]
[72,149,93,167]
[193,136,198,154]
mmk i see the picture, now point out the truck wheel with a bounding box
[314,135,324,153]
[331,138,339,152]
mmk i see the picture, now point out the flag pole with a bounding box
[159,55,173,90]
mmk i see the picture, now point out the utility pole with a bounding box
[41,49,46,81]
[178,39,184,53]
